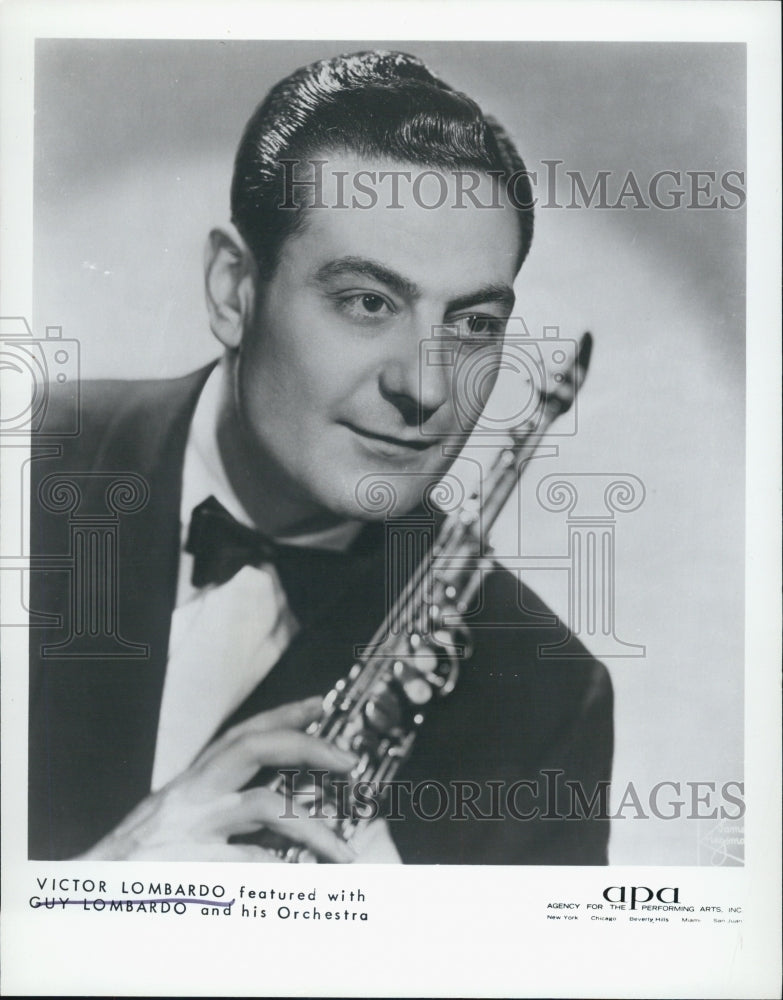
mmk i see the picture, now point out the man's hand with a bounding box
[77,697,358,862]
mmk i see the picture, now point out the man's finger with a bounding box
[184,728,357,796]
[218,786,357,864]
[184,695,325,780]
[224,696,325,739]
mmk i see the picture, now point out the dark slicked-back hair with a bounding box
[231,50,533,276]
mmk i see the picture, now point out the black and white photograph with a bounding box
[1,2,780,997]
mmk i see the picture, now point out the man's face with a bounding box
[232,153,521,527]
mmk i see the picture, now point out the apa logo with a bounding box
[603,886,680,910]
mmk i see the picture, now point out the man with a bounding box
[28,50,612,863]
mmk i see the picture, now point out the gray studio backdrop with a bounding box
[33,39,746,865]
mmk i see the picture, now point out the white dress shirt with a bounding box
[151,362,400,862]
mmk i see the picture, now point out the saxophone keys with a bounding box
[459,496,480,525]
[435,658,460,697]
[349,732,382,770]
[392,660,434,705]
[416,647,439,674]
[402,677,433,705]
[364,681,404,732]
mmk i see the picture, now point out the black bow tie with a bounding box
[185,495,357,623]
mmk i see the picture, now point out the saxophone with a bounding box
[269,332,593,861]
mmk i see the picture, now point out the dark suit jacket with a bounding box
[28,366,613,863]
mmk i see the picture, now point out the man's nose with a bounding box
[378,331,451,427]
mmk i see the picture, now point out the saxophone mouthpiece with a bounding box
[577,331,593,374]
[539,330,593,419]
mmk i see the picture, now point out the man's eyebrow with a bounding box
[446,283,516,314]
[315,258,515,313]
[314,257,420,301]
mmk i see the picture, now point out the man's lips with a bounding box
[340,421,435,452]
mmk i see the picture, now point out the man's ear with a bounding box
[204,227,257,350]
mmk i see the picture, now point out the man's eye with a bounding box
[359,294,387,313]
[337,293,394,320]
[455,315,508,338]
